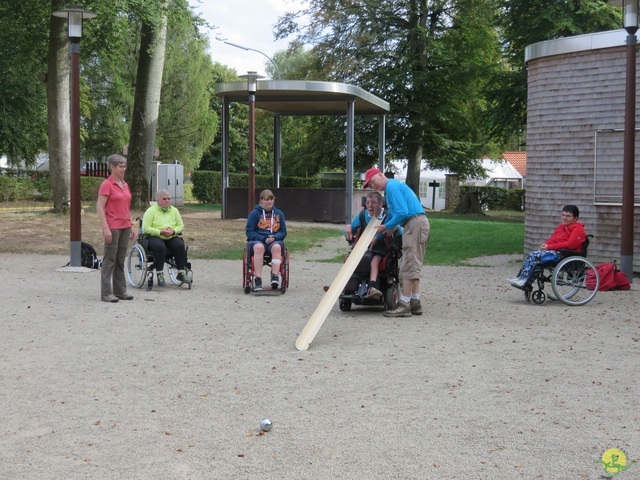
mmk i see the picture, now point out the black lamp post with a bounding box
[238,71,264,214]
[52,5,96,267]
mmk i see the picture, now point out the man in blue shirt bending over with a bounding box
[363,168,430,317]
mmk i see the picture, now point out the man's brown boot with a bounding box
[383,300,411,317]
[410,298,422,315]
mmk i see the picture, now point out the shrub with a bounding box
[31,177,53,200]
[184,183,194,202]
[506,189,525,211]
[0,177,32,201]
[191,171,325,203]
[192,171,219,203]
[81,177,104,201]
[0,174,105,203]
[459,185,524,211]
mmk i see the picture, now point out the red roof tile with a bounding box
[502,151,527,177]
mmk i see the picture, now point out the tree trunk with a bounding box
[405,143,422,195]
[46,5,70,213]
[453,190,484,215]
[127,8,168,211]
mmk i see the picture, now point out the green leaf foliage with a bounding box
[0,2,49,164]
[275,0,504,184]
[487,0,621,145]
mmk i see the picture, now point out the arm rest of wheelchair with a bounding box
[137,237,149,250]
[559,249,584,258]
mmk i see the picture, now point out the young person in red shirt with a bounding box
[508,204,586,289]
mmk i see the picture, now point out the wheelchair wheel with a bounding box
[126,243,148,289]
[242,248,252,294]
[166,263,193,289]
[551,256,599,306]
[167,263,178,285]
[339,299,352,311]
[279,248,290,294]
[384,281,400,310]
[531,289,546,305]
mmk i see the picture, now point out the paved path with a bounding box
[1,251,638,479]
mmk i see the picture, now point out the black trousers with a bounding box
[146,236,186,271]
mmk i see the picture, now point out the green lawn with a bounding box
[426,215,524,265]
[182,205,524,265]
[306,211,524,266]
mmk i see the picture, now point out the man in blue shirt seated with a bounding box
[363,168,430,317]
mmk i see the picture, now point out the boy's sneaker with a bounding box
[367,287,382,299]
[410,299,422,315]
[271,273,280,289]
[157,272,166,287]
[177,272,191,284]
[254,277,263,291]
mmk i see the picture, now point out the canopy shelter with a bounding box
[214,80,390,222]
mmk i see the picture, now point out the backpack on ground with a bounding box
[81,241,102,269]
[586,261,630,291]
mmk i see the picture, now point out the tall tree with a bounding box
[127,1,169,210]
[0,2,49,165]
[46,0,72,212]
[155,4,218,173]
[277,0,501,192]
[490,0,620,147]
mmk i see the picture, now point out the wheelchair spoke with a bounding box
[551,257,599,306]
[126,243,148,289]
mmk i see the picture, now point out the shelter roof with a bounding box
[214,80,390,116]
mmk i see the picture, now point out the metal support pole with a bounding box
[346,100,355,223]
[378,114,386,172]
[621,31,637,282]
[274,115,281,188]
[221,97,229,219]
[248,92,256,213]
[70,40,82,267]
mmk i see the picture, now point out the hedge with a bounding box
[0,170,525,211]
[459,185,525,211]
[190,171,342,203]
[0,172,108,202]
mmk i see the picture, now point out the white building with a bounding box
[464,158,523,190]
[0,153,49,170]
[387,158,523,211]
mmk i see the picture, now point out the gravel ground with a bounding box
[1,245,639,479]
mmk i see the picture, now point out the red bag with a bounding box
[586,261,631,291]
[614,270,631,290]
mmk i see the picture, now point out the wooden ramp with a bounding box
[295,215,382,351]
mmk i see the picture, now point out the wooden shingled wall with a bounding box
[527,46,640,268]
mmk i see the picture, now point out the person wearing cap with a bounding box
[362,168,430,317]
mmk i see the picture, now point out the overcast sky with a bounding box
[188,0,304,79]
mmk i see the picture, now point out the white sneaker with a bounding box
[508,277,526,288]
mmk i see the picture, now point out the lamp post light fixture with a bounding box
[52,4,96,267]
[223,41,281,80]
[238,71,265,213]
[610,0,638,283]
